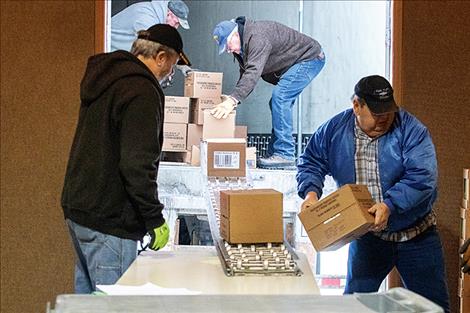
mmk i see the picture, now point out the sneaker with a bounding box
[257,155,296,170]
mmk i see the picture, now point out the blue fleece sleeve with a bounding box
[383,120,437,215]
[296,122,331,199]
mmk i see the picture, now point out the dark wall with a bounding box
[0,1,95,312]
[400,2,470,312]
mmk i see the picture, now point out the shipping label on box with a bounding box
[219,189,283,244]
[200,139,246,178]
[162,123,187,152]
[202,110,235,139]
[190,98,220,125]
[164,96,190,123]
[298,184,375,251]
[214,151,240,169]
[184,71,223,98]
[186,123,203,148]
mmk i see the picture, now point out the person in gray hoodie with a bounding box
[212,17,325,169]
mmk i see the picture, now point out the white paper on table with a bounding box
[96,282,202,295]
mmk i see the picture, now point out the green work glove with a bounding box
[149,222,170,251]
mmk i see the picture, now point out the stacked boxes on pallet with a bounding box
[162,96,190,152]
[162,71,255,167]
[460,168,470,313]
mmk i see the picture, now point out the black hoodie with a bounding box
[61,50,165,240]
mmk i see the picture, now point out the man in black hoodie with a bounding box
[61,24,190,293]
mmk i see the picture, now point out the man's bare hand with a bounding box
[301,192,319,211]
[368,202,390,232]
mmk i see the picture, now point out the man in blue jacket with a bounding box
[296,75,449,312]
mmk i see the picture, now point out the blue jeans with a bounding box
[267,54,325,160]
[344,227,450,313]
[66,219,137,294]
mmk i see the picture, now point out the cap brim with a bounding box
[178,18,189,29]
[218,43,227,55]
[177,51,191,66]
[367,99,398,115]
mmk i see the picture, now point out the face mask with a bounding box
[159,75,173,89]
[159,65,176,88]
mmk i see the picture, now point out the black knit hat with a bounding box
[354,75,398,114]
[138,24,191,66]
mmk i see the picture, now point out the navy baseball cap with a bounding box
[139,24,191,66]
[213,20,237,54]
[168,0,190,29]
[354,75,398,114]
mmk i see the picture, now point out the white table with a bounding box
[117,245,320,295]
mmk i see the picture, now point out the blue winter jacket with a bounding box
[296,108,438,232]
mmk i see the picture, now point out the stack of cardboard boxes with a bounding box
[162,71,255,167]
[460,168,470,313]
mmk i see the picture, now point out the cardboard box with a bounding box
[161,150,191,163]
[201,138,246,177]
[190,98,220,125]
[235,125,248,139]
[298,184,375,251]
[162,123,187,152]
[219,189,283,244]
[164,96,190,123]
[190,145,200,166]
[202,110,235,139]
[184,71,223,98]
[186,123,203,148]
[246,146,257,169]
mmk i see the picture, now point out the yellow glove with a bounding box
[149,222,170,251]
[210,95,238,119]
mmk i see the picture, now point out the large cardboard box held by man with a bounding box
[298,184,375,251]
[219,189,283,244]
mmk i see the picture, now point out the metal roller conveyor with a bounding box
[204,176,302,276]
